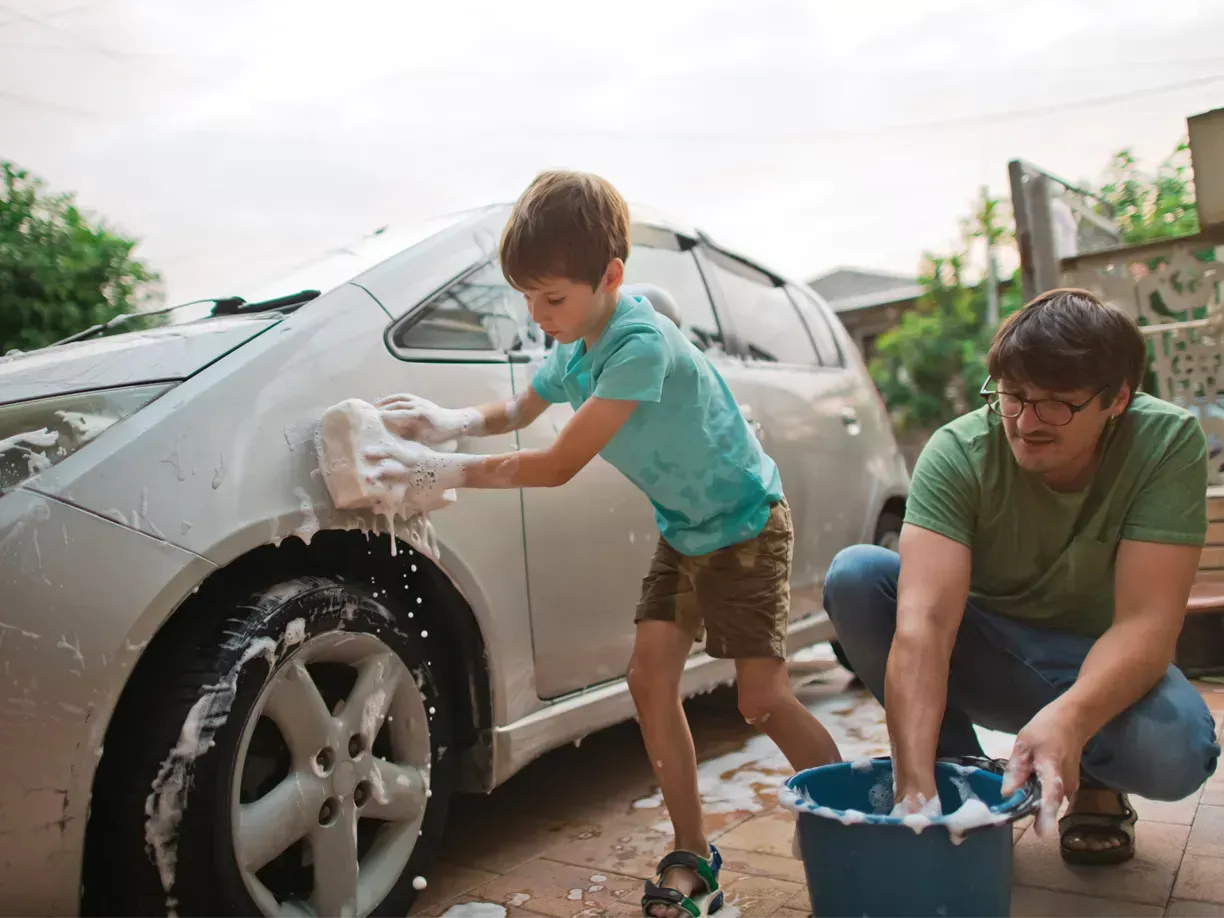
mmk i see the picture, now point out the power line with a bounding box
[0,2,99,29]
[0,88,103,119]
[497,72,1224,143]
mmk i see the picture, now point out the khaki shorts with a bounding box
[634,500,793,659]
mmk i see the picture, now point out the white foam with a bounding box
[283,618,306,646]
[851,757,874,773]
[291,488,320,545]
[890,792,942,819]
[942,797,1005,844]
[632,692,890,816]
[316,399,457,559]
[143,629,288,907]
[439,904,507,918]
[0,427,59,477]
[379,395,484,442]
[839,808,867,825]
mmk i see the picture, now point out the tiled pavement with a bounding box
[409,661,1224,917]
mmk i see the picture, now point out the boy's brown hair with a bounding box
[500,170,631,290]
[987,287,1147,405]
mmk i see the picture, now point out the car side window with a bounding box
[786,283,844,368]
[392,261,530,351]
[700,247,819,366]
[623,231,725,353]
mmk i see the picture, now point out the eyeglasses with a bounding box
[980,378,1108,427]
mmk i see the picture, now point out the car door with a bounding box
[515,224,746,697]
[692,245,862,617]
[785,281,884,546]
[390,254,657,701]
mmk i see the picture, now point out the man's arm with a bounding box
[369,395,639,491]
[1003,415,1208,830]
[1053,539,1198,740]
[1001,539,1200,830]
[888,524,973,811]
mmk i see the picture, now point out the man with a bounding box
[824,288,1220,864]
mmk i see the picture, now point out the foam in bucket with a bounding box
[781,757,1039,918]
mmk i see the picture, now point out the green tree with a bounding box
[1,161,160,355]
[1097,140,1199,243]
[870,139,1202,433]
[870,190,1024,433]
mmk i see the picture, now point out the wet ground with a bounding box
[410,656,1224,917]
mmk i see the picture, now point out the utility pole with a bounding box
[981,185,1000,328]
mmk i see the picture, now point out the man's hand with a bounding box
[1002,702,1087,835]
[376,394,483,444]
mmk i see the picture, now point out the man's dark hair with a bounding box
[987,287,1148,405]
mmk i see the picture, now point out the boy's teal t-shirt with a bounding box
[530,294,784,556]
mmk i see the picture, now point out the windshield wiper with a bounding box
[52,290,321,346]
[209,289,321,316]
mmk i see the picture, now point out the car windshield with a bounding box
[161,206,499,327]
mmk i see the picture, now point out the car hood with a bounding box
[0,314,281,406]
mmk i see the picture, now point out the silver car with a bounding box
[0,204,909,916]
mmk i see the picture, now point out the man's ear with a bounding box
[1110,382,1133,417]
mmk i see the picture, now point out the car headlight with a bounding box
[0,383,175,494]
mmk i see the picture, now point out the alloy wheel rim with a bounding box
[230,630,432,917]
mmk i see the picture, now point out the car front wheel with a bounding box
[92,576,451,917]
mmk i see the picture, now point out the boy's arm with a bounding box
[368,395,639,491]
[376,388,550,442]
[372,326,667,492]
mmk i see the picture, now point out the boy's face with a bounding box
[516,259,624,345]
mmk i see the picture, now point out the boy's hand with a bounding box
[375,393,482,444]
[361,437,465,510]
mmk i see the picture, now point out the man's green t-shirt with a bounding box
[905,393,1208,636]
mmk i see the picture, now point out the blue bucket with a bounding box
[781,755,1040,918]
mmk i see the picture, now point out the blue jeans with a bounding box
[824,544,1220,801]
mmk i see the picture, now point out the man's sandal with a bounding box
[1059,793,1137,865]
[641,845,724,918]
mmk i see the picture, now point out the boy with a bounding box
[368,170,841,918]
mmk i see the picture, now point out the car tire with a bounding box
[829,509,903,681]
[90,576,452,917]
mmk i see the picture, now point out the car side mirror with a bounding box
[482,314,522,352]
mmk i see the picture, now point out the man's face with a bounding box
[516,259,623,345]
[998,379,1127,483]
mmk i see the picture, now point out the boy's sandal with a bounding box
[1059,793,1137,865]
[641,845,724,918]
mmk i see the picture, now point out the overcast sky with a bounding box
[2,0,1222,304]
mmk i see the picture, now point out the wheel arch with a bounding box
[879,495,906,525]
[81,528,494,911]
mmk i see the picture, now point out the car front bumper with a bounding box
[0,487,213,914]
